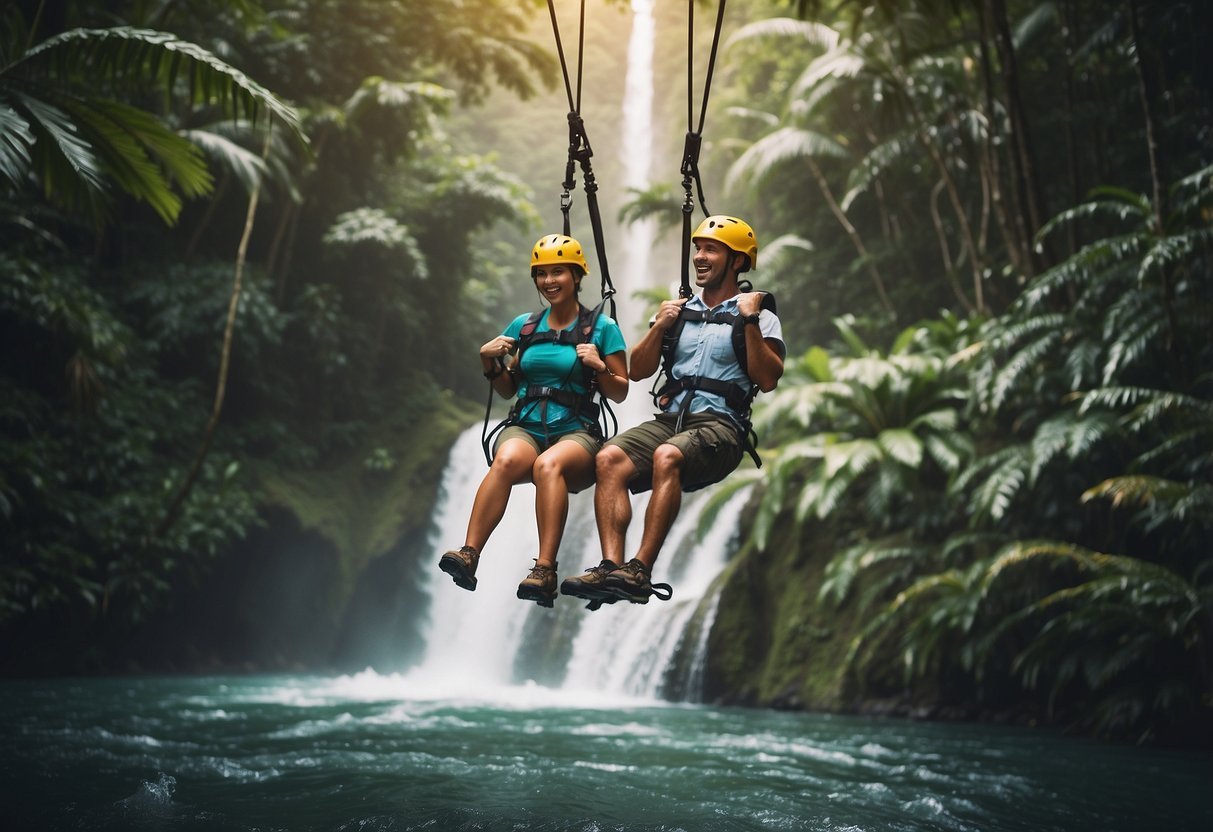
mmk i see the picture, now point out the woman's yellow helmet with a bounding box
[530,234,589,273]
[692,215,758,272]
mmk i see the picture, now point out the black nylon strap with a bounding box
[679,0,729,299]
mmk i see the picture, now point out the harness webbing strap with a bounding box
[547,0,616,318]
[679,0,729,299]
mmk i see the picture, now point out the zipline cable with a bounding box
[546,0,615,318]
[679,0,729,299]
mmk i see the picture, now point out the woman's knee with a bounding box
[531,453,566,485]
[492,447,534,480]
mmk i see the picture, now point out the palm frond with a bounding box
[724,126,848,195]
[1013,2,1061,50]
[1035,193,1146,243]
[989,329,1062,410]
[14,91,107,206]
[1081,475,1191,509]
[792,48,867,97]
[843,130,916,208]
[0,102,33,186]
[960,446,1030,524]
[1029,412,1119,483]
[179,126,267,193]
[16,27,301,134]
[819,540,928,605]
[725,17,840,51]
[61,96,192,224]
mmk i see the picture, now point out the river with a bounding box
[2,672,1208,831]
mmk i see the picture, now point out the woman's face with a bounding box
[533,264,578,305]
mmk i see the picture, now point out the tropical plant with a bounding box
[735,314,976,551]
[0,12,302,225]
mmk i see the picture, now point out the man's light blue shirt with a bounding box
[664,294,785,424]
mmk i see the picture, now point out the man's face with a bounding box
[692,238,736,290]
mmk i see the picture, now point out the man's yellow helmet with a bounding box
[692,215,758,272]
[530,234,589,273]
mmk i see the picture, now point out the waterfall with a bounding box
[413,428,542,689]
[410,0,745,702]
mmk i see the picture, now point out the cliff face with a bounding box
[700,513,863,713]
[114,395,476,674]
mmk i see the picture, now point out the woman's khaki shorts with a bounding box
[494,425,602,459]
[604,412,744,493]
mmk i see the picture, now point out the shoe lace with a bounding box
[620,559,649,579]
[527,561,555,579]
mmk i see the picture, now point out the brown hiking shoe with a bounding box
[560,559,620,609]
[516,559,558,608]
[438,545,479,591]
[603,558,673,604]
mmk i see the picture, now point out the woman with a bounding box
[439,234,628,607]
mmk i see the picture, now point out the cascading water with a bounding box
[413,0,747,701]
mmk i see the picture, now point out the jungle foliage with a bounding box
[1,0,548,648]
[1,0,1209,745]
[690,0,1211,743]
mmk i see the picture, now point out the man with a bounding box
[560,215,785,606]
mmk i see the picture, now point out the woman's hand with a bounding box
[480,335,516,360]
[575,343,606,372]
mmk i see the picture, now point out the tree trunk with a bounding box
[1126,0,1166,234]
[974,0,1028,278]
[1062,0,1082,256]
[1126,0,1175,353]
[988,0,1049,269]
[156,128,272,539]
[930,179,977,314]
[805,156,895,319]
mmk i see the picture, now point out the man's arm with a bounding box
[742,321,784,392]
[629,298,687,381]
[737,292,784,391]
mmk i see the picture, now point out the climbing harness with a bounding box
[481,302,610,465]
[655,214,777,475]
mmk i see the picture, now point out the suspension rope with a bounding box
[679,0,729,299]
[546,0,615,316]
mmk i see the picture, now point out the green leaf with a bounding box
[878,428,923,468]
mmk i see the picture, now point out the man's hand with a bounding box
[653,297,688,331]
[737,291,765,318]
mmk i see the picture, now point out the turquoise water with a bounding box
[2,673,1208,831]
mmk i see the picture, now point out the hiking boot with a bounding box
[516,559,558,608]
[560,559,620,605]
[438,545,479,591]
[603,558,674,604]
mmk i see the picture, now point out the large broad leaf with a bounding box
[15,27,301,137]
[878,428,923,469]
